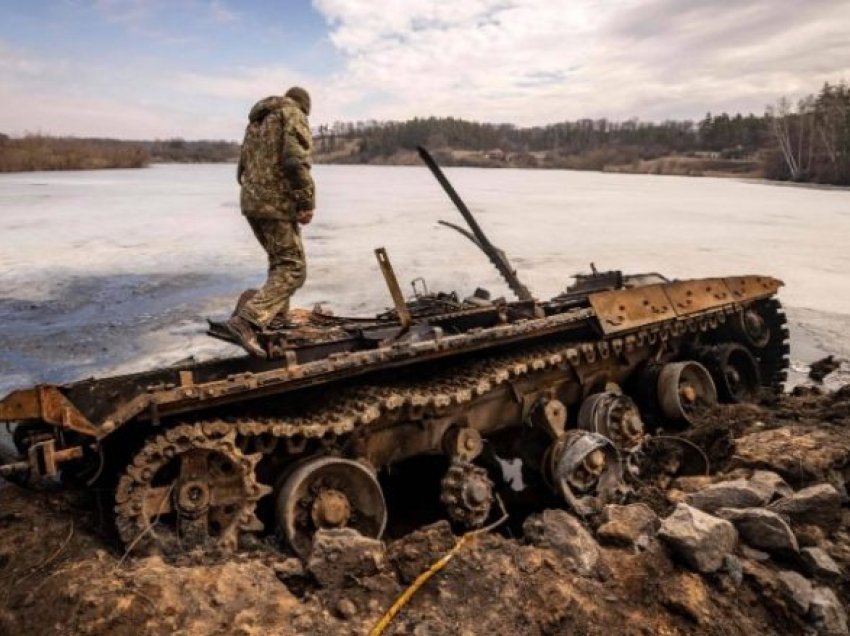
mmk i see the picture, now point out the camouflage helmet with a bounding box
[285,86,311,115]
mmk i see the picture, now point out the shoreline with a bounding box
[5,158,848,190]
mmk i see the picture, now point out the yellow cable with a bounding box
[369,498,508,636]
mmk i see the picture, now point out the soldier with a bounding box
[226,86,315,357]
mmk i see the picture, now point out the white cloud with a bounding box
[311,0,850,124]
[2,1,849,138]
[209,0,240,24]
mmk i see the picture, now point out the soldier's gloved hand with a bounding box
[296,209,314,225]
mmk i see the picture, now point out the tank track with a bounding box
[115,300,786,552]
[755,298,790,396]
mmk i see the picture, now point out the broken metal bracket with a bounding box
[0,385,99,437]
[375,247,413,328]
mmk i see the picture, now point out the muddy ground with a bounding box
[0,387,848,636]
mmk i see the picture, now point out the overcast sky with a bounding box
[1,0,849,139]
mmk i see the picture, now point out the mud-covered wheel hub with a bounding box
[704,344,761,403]
[440,459,494,529]
[311,489,351,528]
[657,361,718,425]
[114,423,270,555]
[276,456,387,559]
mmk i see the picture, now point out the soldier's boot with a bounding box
[225,316,267,358]
[267,312,295,331]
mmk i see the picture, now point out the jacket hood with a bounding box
[248,96,288,123]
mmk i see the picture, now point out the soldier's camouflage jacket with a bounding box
[237,96,314,220]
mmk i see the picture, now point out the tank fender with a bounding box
[0,385,99,437]
[590,275,783,336]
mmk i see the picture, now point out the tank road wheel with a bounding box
[732,308,771,348]
[114,423,271,555]
[577,390,645,450]
[440,459,494,529]
[703,344,761,403]
[276,456,387,559]
[657,361,718,426]
[545,430,625,516]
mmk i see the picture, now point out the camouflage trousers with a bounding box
[238,217,306,329]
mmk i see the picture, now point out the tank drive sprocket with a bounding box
[114,422,271,555]
[440,459,494,529]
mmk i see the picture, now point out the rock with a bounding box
[272,558,305,580]
[809,587,849,635]
[809,355,840,383]
[523,509,600,575]
[795,524,828,547]
[388,521,456,584]
[738,544,770,562]
[723,554,743,587]
[715,508,798,554]
[800,547,842,580]
[749,470,794,500]
[307,528,387,588]
[777,570,814,615]
[658,503,738,573]
[686,479,770,513]
[769,484,843,533]
[634,534,652,552]
[335,597,357,620]
[733,428,850,493]
[741,558,778,592]
[670,476,714,493]
[660,571,711,624]
[596,503,660,548]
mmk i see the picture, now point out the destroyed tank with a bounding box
[0,147,789,559]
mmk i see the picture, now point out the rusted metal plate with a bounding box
[0,385,98,437]
[589,284,677,336]
[591,276,783,336]
[724,276,783,302]
[664,278,732,315]
[0,388,41,422]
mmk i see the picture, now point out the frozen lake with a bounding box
[1,163,849,394]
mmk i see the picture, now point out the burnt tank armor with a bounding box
[0,147,789,559]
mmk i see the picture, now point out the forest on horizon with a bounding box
[1,82,848,185]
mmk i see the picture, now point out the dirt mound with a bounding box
[0,390,848,636]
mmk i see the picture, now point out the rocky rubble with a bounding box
[0,389,847,635]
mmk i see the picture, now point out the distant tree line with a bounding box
[0,135,239,172]
[0,135,149,172]
[3,81,847,183]
[142,138,239,163]
[315,115,764,163]
[764,82,850,184]
[315,81,850,185]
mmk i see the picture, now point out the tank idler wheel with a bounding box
[577,390,645,450]
[440,459,494,529]
[657,361,718,425]
[703,344,761,404]
[276,456,387,559]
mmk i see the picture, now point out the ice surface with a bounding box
[0,163,848,394]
